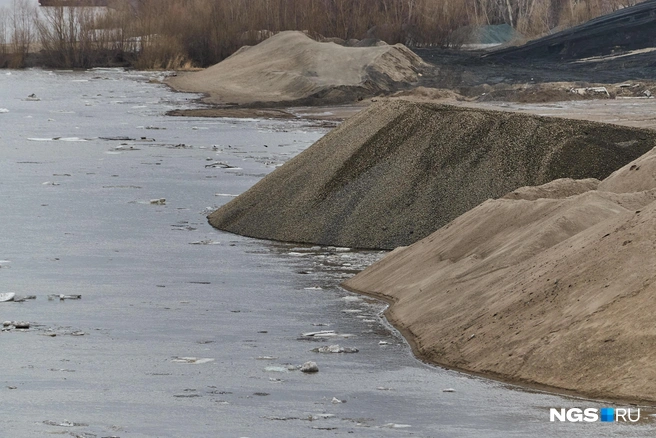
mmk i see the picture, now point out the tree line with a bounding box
[0,0,641,69]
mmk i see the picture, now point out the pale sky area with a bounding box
[0,0,39,9]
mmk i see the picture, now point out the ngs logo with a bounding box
[550,407,640,423]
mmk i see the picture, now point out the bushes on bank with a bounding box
[0,0,635,69]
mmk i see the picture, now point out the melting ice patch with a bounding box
[171,357,215,364]
[28,137,88,142]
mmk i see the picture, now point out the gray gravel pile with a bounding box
[209,100,656,249]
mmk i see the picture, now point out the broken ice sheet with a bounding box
[302,330,354,338]
[265,365,296,373]
[382,423,412,429]
[48,294,82,301]
[0,293,16,302]
[312,345,358,354]
[171,357,215,364]
[43,420,88,427]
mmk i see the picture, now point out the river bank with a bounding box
[5,68,649,437]
[342,151,656,404]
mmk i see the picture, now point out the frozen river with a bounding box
[0,68,654,437]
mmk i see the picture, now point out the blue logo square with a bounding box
[601,408,615,422]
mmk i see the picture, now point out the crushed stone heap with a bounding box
[208,100,656,249]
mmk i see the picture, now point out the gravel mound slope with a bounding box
[209,100,656,249]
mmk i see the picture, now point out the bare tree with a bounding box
[1,0,635,69]
[0,7,9,56]
[9,0,35,66]
[36,5,102,67]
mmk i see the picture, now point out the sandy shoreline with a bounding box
[342,158,656,404]
[340,282,656,407]
[342,241,656,405]
[343,282,656,407]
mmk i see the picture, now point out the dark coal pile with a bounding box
[486,0,656,61]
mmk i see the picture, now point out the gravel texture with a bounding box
[209,100,656,249]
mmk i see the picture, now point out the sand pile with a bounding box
[165,31,427,106]
[209,100,656,249]
[344,148,656,402]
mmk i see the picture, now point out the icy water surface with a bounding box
[0,69,654,437]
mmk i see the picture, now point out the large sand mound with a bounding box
[599,147,656,193]
[344,148,656,401]
[165,31,427,106]
[209,100,656,249]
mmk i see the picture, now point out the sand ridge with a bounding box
[344,148,656,402]
[165,31,427,106]
[208,100,656,249]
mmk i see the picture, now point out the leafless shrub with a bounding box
[8,0,35,67]
[0,0,643,68]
